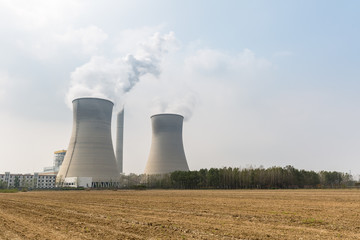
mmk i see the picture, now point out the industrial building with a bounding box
[144,113,189,175]
[0,172,56,189]
[43,150,66,174]
[0,149,67,189]
[57,97,120,187]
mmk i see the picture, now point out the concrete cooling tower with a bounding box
[144,113,189,175]
[57,97,120,187]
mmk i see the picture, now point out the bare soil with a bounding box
[0,189,359,239]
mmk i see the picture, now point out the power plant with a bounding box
[3,97,191,188]
[56,97,120,187]
[144,114,189,175]
[55,97,189,187]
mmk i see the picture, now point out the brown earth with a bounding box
[0,189,359,239]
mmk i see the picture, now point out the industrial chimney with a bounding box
[144,113,189,174]
[116,109,124,174]
[57,97,120,187]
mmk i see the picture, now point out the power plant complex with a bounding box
[52,97,190,187]
[1,97,190,188]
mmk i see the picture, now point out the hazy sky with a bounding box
[0,0,359,178]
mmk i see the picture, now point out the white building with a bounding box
[0,172,56,189]
[63,177,92,188]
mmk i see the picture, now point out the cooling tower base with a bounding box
[91,181,121,188]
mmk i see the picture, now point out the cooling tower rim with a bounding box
[151,113,184,119]
[72,97,114,105]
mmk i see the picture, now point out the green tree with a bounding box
[0,180,7,189]
[14,176,20,188]
[208,168,220,188]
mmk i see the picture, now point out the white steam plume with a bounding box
[151,92,197,121]
[66,32,177,110]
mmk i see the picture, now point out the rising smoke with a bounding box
[151,92,197,121]
[66,32,177,111]
[67,31,197,120]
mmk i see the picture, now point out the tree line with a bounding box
[1,166,356,190]
[144,166,356,189]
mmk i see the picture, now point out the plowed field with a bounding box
[0,190,359,239]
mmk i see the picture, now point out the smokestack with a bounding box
[116,109,124,173]
[57,97,119,186]
[144,113,189,174]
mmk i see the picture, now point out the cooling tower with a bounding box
[116,109,124,174]
[144,113,189,174]
[57,97,120,185]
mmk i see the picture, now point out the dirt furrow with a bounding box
[0,190,359,239]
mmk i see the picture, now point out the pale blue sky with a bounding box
[0,0,359,178]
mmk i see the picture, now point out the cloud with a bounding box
[0,0,81,30]
[185,48,272,77]
[0,71,9,99]
[114,25,168,54]
[14,25,108,60]
[0,2,105,60]
[147,46,272,121]
[0,71,17,101]
[273,51,293,57]
[55,26,108,55]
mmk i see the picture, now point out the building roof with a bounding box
[54,150,67,154]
